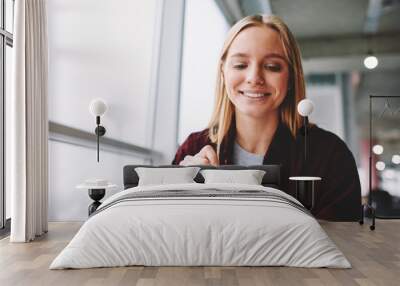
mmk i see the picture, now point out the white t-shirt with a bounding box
[232,141,264,166]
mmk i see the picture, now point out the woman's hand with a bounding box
[179,145,219,166]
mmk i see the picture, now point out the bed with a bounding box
[50,165,350,269]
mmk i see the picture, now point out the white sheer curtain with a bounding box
[10,0,48,242]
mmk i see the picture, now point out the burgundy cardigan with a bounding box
[172,122,361,221]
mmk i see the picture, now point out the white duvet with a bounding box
[50,183,350,269]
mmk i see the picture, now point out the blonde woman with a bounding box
[173,15,360,221]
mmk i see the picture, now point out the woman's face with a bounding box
[223,25,289,119]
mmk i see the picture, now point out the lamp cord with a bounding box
[304,116,308,172]
[97,123,100,162]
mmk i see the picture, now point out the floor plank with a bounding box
[0,220,399,286]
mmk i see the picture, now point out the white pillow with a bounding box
[135,167,200,186]
[200,169,266,185]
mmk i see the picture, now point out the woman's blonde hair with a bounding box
[207,14,306,157]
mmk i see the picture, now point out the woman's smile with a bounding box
[238,90,273,99]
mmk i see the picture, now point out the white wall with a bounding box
[48,0,158,146]
[178,0,229,144]
[307,85,345,139]
[47,0,161,221]
[48,141,144,221]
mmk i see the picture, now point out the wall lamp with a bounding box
[297,98,315,169]
[89,98,107,162]
[364,51,379,70]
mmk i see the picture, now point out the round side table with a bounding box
[289,176,321,210]
[76,183,117,216]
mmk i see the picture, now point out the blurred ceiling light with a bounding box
[392,154,400,165]
[372,144,384,155]
[364,55,379,69]
[376,161,386,171]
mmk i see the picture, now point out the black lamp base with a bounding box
[94,124,106,162]
[95,125,106,136]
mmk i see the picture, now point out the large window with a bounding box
[178,0,229,144]
[1,0,14,231]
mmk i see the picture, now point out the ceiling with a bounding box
[215,0,400,70]
[215,0,400,163]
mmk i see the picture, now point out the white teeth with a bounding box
[241,92,269,98]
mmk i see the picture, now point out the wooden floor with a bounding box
[0,220,399,286]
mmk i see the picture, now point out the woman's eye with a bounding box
[232,63,247,70]
[264,64,282,72]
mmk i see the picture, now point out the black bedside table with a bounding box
[289,176,321,210]
[76,181,117,216]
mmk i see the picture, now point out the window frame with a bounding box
[0,0,14,231]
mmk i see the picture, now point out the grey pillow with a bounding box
[135,167,200,186]
[200,169,266,185]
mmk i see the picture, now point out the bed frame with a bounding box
[123,165,281,190]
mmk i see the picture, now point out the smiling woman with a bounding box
[223,24,290,155]
[172,14,361,221]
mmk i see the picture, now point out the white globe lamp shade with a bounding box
[372,144,383,155]
[375,161,385,171]
[364,55,378,70]
[297,99,314,117]
[392,155,400,165]
[89,99,107,117]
